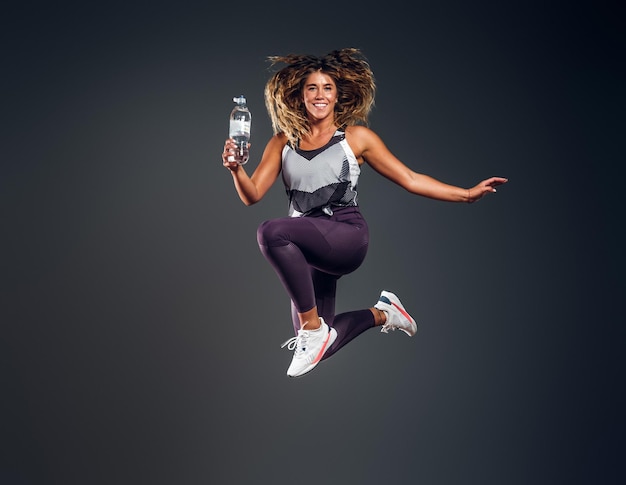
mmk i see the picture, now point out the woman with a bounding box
[222,48,507,378]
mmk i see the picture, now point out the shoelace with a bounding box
[281,330,309,356]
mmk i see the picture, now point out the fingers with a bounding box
[222,138,235,157]
[223,160,239,171]
[222,138,251,168]
[471,176,507,202]
[222,138,238,167]
[489,176,508,186]
[484,177,508,192]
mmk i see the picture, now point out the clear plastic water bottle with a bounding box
[228,95,251,165]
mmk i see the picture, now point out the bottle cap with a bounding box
[233,95,246,104]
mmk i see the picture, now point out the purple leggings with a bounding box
[257,207,375,359]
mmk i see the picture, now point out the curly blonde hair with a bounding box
[264,48,376,146]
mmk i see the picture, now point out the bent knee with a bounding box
[257,219,290,247]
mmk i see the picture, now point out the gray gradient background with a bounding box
[2,1,623,484]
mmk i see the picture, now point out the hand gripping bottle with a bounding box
[228,95,251,164]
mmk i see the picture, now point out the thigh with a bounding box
[298,216,369,276]
[259,214,368,275]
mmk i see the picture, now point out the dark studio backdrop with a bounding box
[2,1,623,484]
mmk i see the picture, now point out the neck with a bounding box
[309,122,337,137]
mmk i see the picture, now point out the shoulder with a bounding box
[344,125,381,157]
[344,124,373,137]
[270,132,289,146]
[344,125,380,144]
[265,132,289,153]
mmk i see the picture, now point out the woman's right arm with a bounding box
[222,133,286,205]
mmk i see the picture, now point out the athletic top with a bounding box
[281,130,360,217]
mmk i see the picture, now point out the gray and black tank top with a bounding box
[281,130,360,217]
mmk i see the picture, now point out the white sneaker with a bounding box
[375,290,417,336]
[281,318,337,377]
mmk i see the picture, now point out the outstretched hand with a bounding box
[468,177,508,203]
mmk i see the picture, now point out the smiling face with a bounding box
[302,70,338,122]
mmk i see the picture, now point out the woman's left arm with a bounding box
[349,126,507,203]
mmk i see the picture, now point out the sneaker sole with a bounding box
[287,327,337,378]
